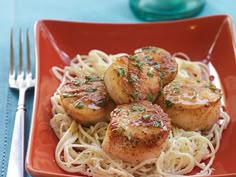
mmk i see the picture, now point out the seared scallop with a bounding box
[104,55,161,104]
[156,77,222,131]
[102,101,171,163]
[60,75,116,125]
[134,46,178,86]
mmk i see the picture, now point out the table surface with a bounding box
[0,0,236,176]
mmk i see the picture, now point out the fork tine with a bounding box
[18,29,23,77]
[26,28,31,75]
[10,28,14,77]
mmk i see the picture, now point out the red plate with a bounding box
[26,15,236,177]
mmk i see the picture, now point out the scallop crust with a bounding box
[60,75,116,125]
[104,55,161,104]
[156,77,222,131]
[102,101,171,163]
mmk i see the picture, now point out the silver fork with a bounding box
[7,28,35,177]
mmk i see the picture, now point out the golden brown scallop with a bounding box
[60,75,116,125]
[156,77,222,131]
[104,55,161,104]
[102,101,171,163]
[134,46,178,86]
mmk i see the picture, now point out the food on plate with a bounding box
[156,77,222,131]
[134,46,178,86]
[59,75,115,125]
[102,101,171,163]
[50,48,230,177]
[104,46,177,104]
[104,55,161,104]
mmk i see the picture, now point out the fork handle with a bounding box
[6,104,26,177]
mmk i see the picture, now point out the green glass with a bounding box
[130,0,206,21]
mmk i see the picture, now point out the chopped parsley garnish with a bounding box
[165,99,173,108]
[131,105,144,112]
[170,81,179,86]
[72,79,80,86]
[159,71,165,79]
[97,138,103,144]
[128,55,136,61]
[97,100,107,107]
[142,114,152,120]
[154,63,160,70]
[150,47,158,53]
[153,120,162,127]
[171,68,177,74]
[84,75,103,84]
[74,101,84,109]
[147,71,154,78]
[62,93,75,98]
[209,82,217,92]
[131,90,138,99]
[173,87,180,93]
[146,93,153,101]
[132,60,144,71]
[134,139,139,145]
[118,126,125,133]
[142,46,158,53]
[144,55,152,65]
[115,67,126,77]
[128,73,139,84]
[85,88,97,92]
[157,90,162,99]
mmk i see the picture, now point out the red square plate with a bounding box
[26,15,236,177]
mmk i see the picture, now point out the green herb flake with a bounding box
[153,120,162,127]
[173,87,180,93]
[97,138,103,144]
[209,82,217,92]
[128,74,139,84]
[170,81,179,86]
[62,93,75,98]
[72,79,80,86]
[85,75,103,84]
[115,67,126,77]
[128,55,136,61]
[157,90,162,99]
[131,105,144,112]
[97,100,107,107]
[203,84,209,88]
[131,91,138,99]
[74,101,84,109]
[171,68,177,74]
[165,99,173,108]
[147,71,154,78]
[118,126,125,133]
[144,56,152,65]
[146,93,153,101]
[142,114,152,120]
[159,71,165,79]
[150,47,158,53]
[154,63,160,70]
[134,139,139,145]
[132,60,144,71]
[85,88,97,92]
[142,46,158,53]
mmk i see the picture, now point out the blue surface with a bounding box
[0,0,236,176]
